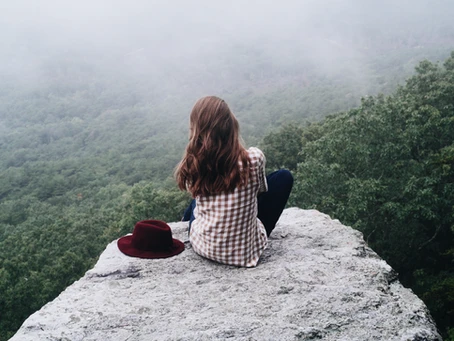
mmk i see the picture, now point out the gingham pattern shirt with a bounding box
[189,147,268,267]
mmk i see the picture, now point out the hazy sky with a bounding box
[3,0,453,52]
[1,0,454,86]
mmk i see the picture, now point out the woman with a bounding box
[176,96,293,267]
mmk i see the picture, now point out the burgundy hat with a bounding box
[117,220,184,259]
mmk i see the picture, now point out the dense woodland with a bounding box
[1,1,454,339]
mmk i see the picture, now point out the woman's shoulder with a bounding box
[247,147,265,164]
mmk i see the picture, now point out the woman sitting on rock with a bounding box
[175,96,293,267]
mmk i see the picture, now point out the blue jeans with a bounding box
[182,198,197,230]
[183,169,293,237]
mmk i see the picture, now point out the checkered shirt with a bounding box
[189,147,268,267]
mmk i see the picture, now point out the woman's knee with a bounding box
[274,169,294,190]
[278,169,293,181]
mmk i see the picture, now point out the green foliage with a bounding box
[266,52,454,337]
[113,182,191,237]
[414,268,454,338]
[261,124,305,172]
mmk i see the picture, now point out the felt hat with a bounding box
[117,220,184,259]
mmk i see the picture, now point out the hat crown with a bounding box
[117,219,184,259]
[131,220,173,251]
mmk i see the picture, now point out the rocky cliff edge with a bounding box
[10,208,441,341]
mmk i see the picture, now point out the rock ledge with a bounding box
[10,208,441,341]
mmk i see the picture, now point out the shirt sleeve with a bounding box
[257,149,268,194]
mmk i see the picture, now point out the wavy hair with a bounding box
[175,96,250,197]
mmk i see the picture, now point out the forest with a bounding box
[1,0,454,340]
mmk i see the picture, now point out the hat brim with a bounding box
[117,235,185,259]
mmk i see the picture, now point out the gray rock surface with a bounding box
[10,208,441,341]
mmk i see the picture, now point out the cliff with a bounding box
[10,208,441,341]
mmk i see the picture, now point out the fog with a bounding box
[2,0,454,109]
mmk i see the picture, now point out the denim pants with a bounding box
[183,169,293,237]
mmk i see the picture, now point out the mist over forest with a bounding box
[2,0,454,118]
[1,0,454,340]
[1,0,454,163]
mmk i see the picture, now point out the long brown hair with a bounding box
[175,96,250,197]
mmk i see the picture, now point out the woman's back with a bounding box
[189,147,268,267]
